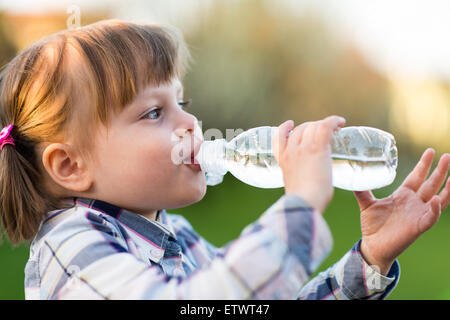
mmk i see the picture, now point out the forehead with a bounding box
[138,78,184,98]
[117,78,184,118]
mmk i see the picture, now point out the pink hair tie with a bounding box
[0,124,16,150]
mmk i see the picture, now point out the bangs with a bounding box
[67,20,191,124]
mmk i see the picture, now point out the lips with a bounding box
[185,149,202,171]
[190,149,196,164]
[182,135,203,170]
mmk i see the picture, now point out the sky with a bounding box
[309,0,450,80]
[1,0,450,80]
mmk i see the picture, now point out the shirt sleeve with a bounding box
[296,239,400,300]
[38,194,333,299]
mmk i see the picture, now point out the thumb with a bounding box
[353,190,376,212]
[272,120,294,161]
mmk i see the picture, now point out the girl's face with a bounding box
[89,77,206,218]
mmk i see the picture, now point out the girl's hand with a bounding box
[273,116,346,213]
[354,149,450,275]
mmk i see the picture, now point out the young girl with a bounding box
[0,20,448,300]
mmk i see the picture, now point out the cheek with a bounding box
[131,144,176,182]
[98,134,173,183]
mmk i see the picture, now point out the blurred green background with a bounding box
[0,0,449,299]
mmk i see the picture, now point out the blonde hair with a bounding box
[0,19,191,244]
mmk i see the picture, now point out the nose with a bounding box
[174,112,203,141]
[174,127,192,140]
[172,114,204,165]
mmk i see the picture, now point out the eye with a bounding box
[178,98,192,109]
[141,99,192,121]
[142,108,162,120]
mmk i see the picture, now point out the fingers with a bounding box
[301,121,319,147]
[279,115,345,155]
[292,116,345,148]
[287,121,313,147]
[401,148,435,192]
[418,153,450,202]
[438,176,450,210]
[315,116,346,147]
[430,195,442,216]
[272,120,294,159]
[419,195,442,233]
[301,115,345,151]
[353,190,376,212]
[420,177,448,234]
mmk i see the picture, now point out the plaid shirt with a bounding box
[24,194,399,299]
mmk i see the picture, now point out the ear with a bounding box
[41,143,93,193]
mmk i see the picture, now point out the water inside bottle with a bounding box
[219,126,397,190]
[330,126,398,190]
[225,147,284,188]
[331,154,396,191]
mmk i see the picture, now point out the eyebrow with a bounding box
[128,83,184,115]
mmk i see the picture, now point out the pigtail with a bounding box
[0,121,69,245]
[0,48,71,245]
[0,126,44,244]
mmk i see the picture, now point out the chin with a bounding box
[188,179,207,204]
[171,179,207,209]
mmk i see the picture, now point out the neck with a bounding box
[59,191,160,222]
[139,209,158,221]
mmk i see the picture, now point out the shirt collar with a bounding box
[62,197,179,262]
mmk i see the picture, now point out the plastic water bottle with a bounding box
[197,126,398,191]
